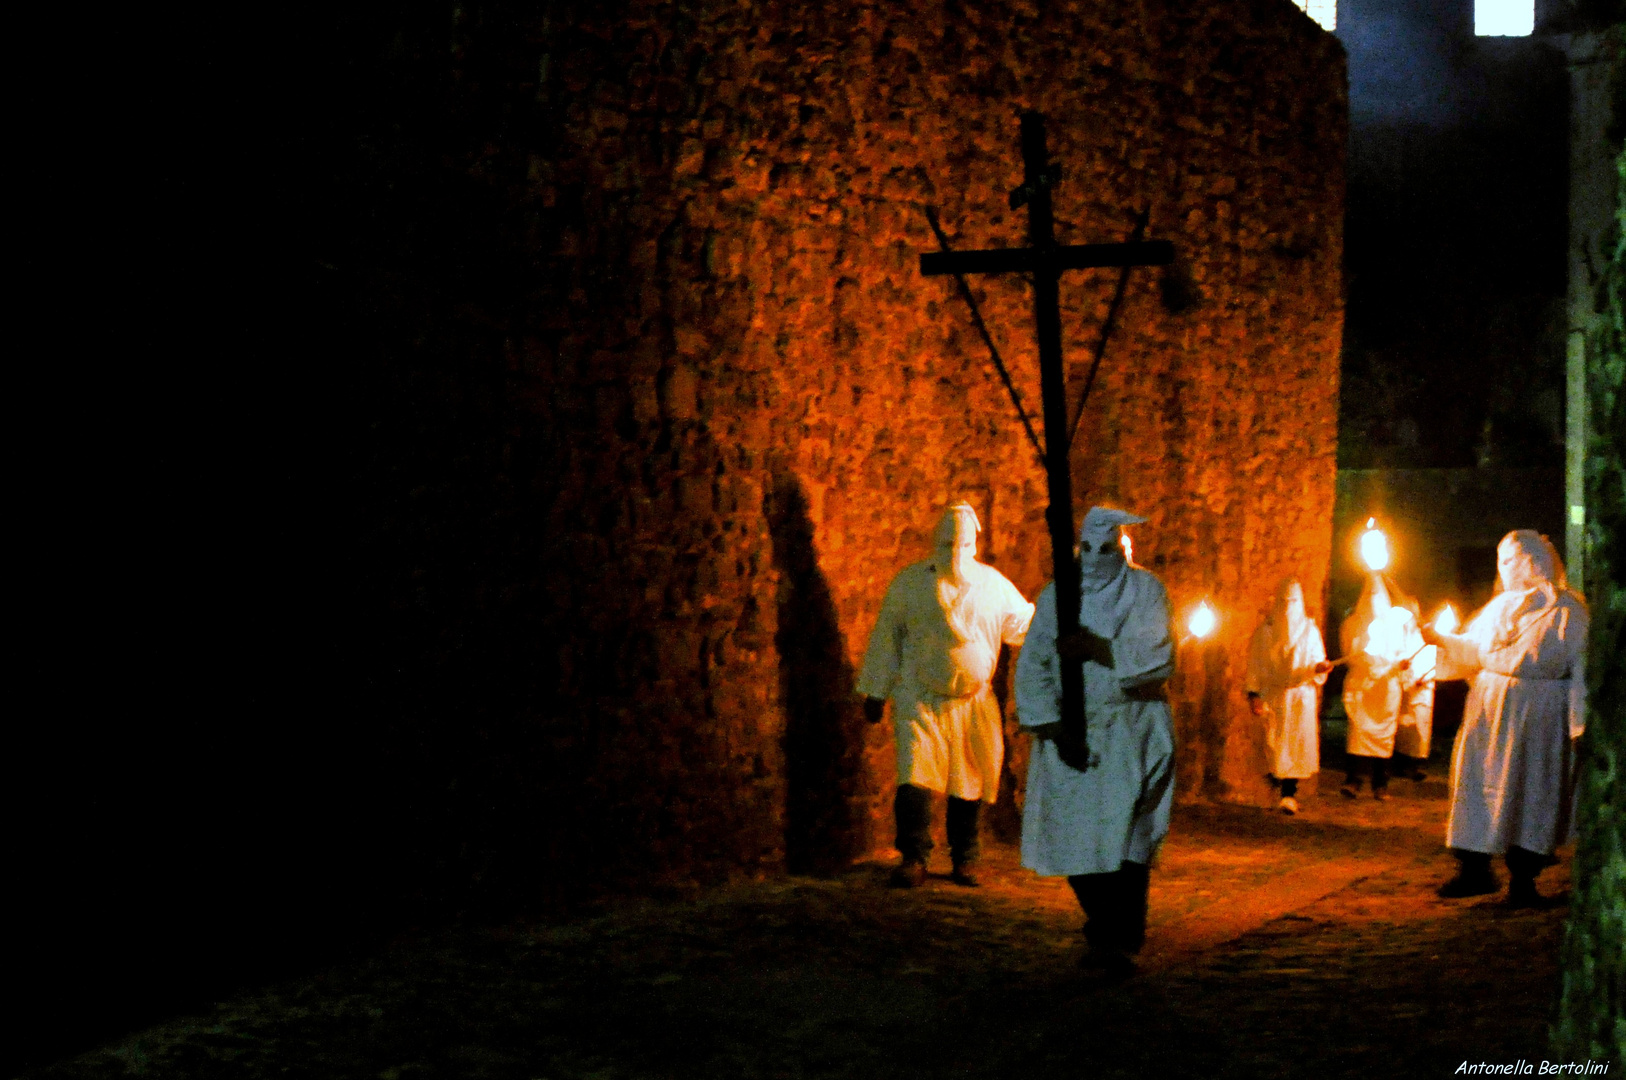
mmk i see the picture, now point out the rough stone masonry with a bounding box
[372,0,1346,892]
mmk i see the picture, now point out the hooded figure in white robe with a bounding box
[1246,578,1330,812]
[1428,530,1587,903]
[858,501,1035,885]
[1015,506,1175,972]
[1394,640,1437,773]
[1339,573,1425,796]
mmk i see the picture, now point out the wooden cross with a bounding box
[920,112,1173,766]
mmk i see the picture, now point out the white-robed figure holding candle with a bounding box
[1425,530,1588,904]
[857,501,1036,889]
[1015,506,1175,976]
[1339,573,1426,799]
[1246,579,1333,814]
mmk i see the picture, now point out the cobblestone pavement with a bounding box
[30,780,1577,1080]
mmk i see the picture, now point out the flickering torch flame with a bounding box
[1359,518,1390,572]
[1188,600,1217,639]
[1435,605,1458,634]
[1362,606,1416,664]
[1120,532,1134,564]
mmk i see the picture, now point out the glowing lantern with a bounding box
[1359,518,1390,572]
[1435,605,1458,634]
[1188,600,1217,639]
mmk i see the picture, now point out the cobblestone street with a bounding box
[30,781,1575,1080]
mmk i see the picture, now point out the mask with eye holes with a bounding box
[1077,506,1146,591]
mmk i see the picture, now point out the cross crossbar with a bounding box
[920,240,1172,277]
[917,112,1174,773]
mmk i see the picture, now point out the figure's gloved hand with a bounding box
[1029,722,1092,771]
[1053,729,1093,772]
[864,697,886,724]
[1056,628,1113,668]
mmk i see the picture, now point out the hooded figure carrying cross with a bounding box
[1015,506,1176,977]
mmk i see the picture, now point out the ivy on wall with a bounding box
[1552,140,1626,1061]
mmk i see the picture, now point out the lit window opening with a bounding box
[1476,0,1533,36]
[1292,0,1336,31]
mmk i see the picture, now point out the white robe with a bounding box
[1246,616,1327,780]
[856,559,1035,802]
[1342,607,1425,759]
[1437,587,1588,855]
[1015,567,1176,876]
[1395,644,1437,759]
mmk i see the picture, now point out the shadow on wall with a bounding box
[766,474,869,873]
[1196,637,1235,800]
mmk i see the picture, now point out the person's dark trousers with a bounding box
[894,785,933,866]
[894,784,982,867]
[1392,753,1427,780]
[1344,754,1390,791]
[1067,861,1151,955]
[946,794,981,868]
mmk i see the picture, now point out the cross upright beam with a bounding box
[919,112,1173,767]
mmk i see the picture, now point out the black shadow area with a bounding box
[767,475,868,874]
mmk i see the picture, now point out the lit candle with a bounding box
[1359,518,1389,572]
[1188,600,1217,639]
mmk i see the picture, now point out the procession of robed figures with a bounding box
[853,113,1591,979]
[857,504,1590,977]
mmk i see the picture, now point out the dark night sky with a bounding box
[1335,0,1571,469]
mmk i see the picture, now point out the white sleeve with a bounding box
[1566,602,1589,739]
[856,574,909,700]
[1434,633,1484,680]
[1014,582,1061,730]
[999,576,1036,647]
[1245,625,1269,695]
[1116,574,1175,690]
[1295,627,1329,687]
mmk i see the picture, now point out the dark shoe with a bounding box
[889,861,927,888]
[1505,880,1545,908]
[1340,784,1360,799]
[1372,787,1389,802]
[950,864,981,888]
[1437,872,1499,898]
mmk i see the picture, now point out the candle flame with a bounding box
[1359,519,1390,571]
[1120,532,1134,564]
[1435,604,1458,633]
[1188,600,1217,639]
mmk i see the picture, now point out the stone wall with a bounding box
[348,0,1347,898]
